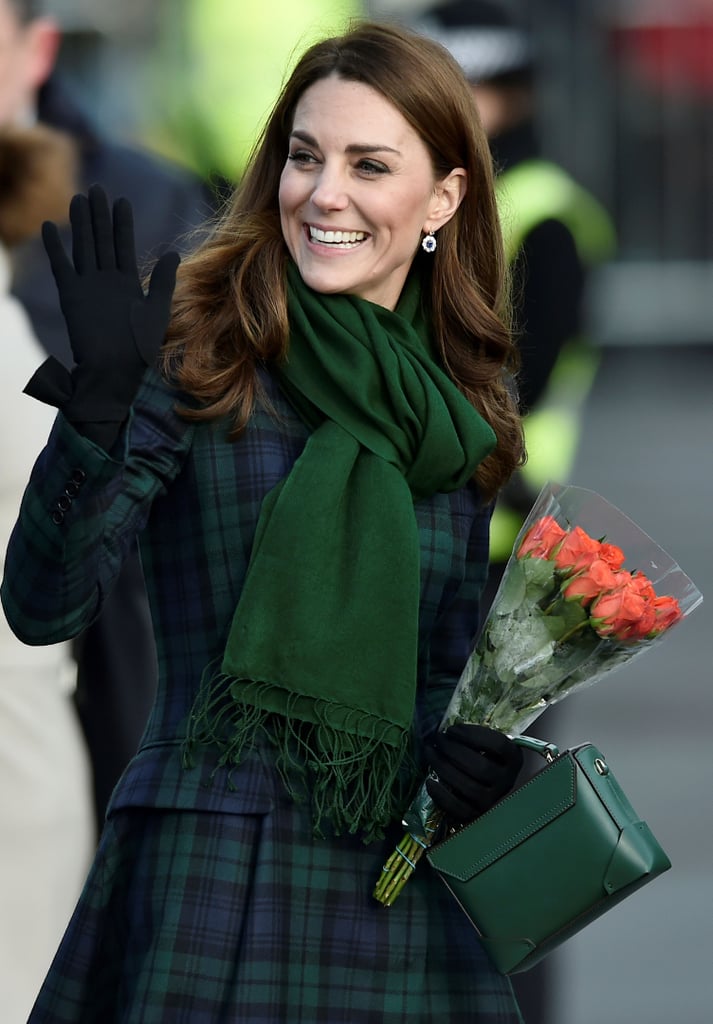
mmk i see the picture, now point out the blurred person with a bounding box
[1,0,216,830]
[159,0,361,183]
[418,0,616,612]
[3,21,527,1022]
[0,122,94,1024]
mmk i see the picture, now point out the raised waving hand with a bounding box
[26,184,179,446]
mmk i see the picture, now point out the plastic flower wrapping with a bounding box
[373,482,703,907]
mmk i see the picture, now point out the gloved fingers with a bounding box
[147,250,180,307]
[41,220,73,287]
[112,195,139,275]
[425,776,487,822]
[427,745,504,799]
[425,726,524,824]
[88,184,116,271]
[69,192,96,274]
[131,251,180,364]
[427,737,496,782]
[441,723,524,768]
[429,729,510,777]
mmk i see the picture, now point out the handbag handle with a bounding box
[512,735,560,762]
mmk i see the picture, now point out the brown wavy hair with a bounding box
[162,20,524,501]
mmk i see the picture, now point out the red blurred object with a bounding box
[609,4,713,95]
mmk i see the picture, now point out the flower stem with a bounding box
[555,619,589,646]
[373,833,428,906]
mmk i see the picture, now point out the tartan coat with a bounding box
[1,367,523,1023]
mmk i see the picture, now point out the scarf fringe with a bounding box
[182,663,416,843]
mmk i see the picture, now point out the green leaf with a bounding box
[543,614,567,639]
[522,557,557,587]
[515,670,558,691]
[492,559,526,614]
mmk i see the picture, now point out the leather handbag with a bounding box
[426,736,671,975]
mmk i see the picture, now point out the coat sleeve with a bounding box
[0,368,194,646]
[418,497,492,742]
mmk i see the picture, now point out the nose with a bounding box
[310,164,349,212]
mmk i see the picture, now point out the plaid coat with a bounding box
[2,368,522,1022]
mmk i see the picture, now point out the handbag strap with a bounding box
[513,735,560,762]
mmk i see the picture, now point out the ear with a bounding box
[425,167,467,233]
[26,18,61,91]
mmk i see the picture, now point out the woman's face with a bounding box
[279,74,464,311]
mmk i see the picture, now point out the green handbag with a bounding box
[426,736,671,975]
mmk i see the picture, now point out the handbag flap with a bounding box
[427,752,577,882]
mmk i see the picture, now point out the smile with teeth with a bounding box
[308,226,368,249]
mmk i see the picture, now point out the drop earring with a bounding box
[421,231,437,254]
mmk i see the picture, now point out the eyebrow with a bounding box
[290,130,401,156]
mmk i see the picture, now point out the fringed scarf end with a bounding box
[182,665,416,842]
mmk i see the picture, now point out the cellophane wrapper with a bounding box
[374,482,702,905]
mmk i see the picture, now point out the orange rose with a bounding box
[554,526,602,575]
[621,604,658,641]
[628,571,656,601]
[615,573,665,639]
[590,575,652,641]
[517,515,567,560]
[562,558,619,606]
[647,594,683,636]
[599,542,625,570]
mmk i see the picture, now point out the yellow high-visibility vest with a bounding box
[490,159,616,562]
[155,0,360,182]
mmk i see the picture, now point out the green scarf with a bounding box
[185,263,496,839]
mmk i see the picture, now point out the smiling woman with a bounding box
[278,76,466,310]
[2,19,526,1024]
[166,20,522,503]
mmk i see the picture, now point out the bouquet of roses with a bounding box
[373,482,702,906]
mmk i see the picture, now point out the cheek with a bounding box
[277,171,289,218]
[277,181,295,236]
[278,164,307,206]
[387,184,433,236]
[279,174,307,225]
[278,187,302,258]
[278,209,293,256]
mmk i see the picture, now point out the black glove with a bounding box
[25,184,179,446]
[425,723,523,823]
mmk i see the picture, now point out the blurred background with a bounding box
[29,1,713,1021]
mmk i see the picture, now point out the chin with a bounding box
[298,267,353,296]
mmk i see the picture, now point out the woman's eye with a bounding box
[357,159,389,175]
[287,149,318,165]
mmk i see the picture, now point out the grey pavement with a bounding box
[542,345,713,1024]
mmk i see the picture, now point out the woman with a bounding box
[2,21,525,1023]
[0,124,95,1023]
